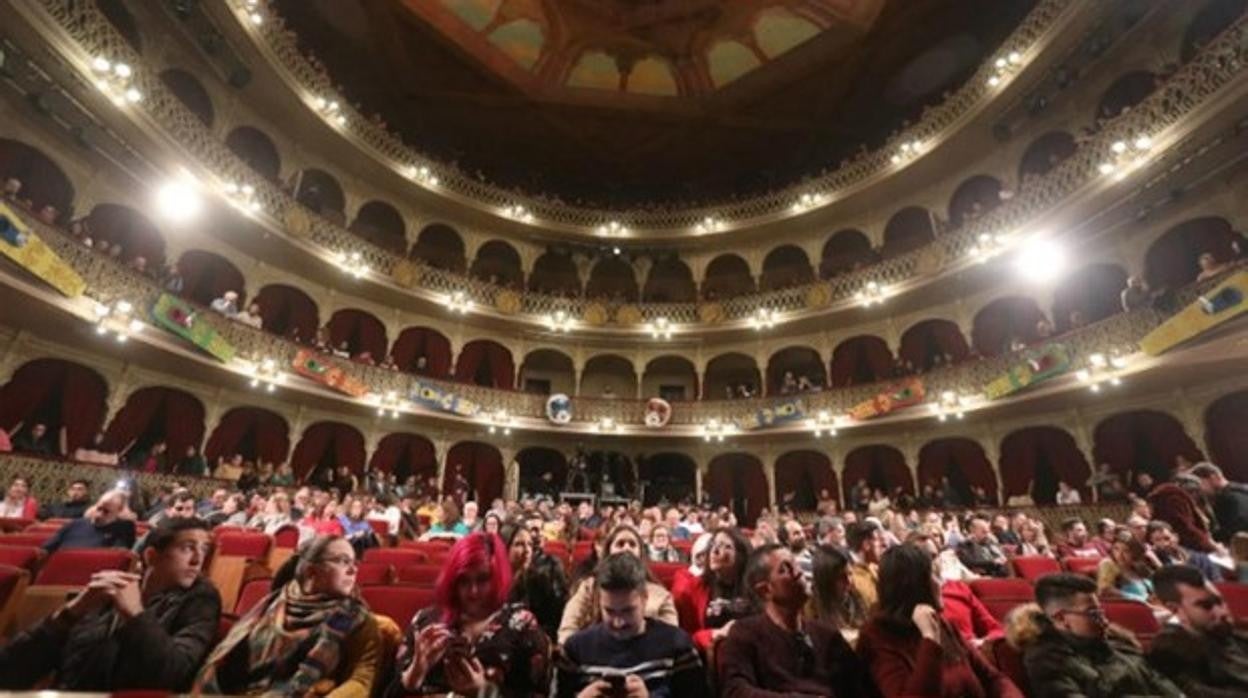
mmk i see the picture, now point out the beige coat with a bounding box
[557,578,678,643]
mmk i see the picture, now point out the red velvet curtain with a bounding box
[368,433,436,481]
[971,296,1046,356]
[0,139,76,218]
[455,340,514,389]
[917,438,997,504]
[843,445,914,496]
[830,336,894,387]
[391,327,453,377]
[291,421,366,480]
[104,387,205,459]
[1093,410,1202,482]
[774,450,838,511]
[444,442,503,503]
[707,454,769,525]
[898,320,970,371]
[0,358,106,453]
[1206,390,1248,481]
[177,250,246,307]
[254,285,319,341]
[204,407,290,465]
[999,427,1091,504]
[327,309,388,359]
[638,453,696,506]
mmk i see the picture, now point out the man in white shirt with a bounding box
[209,291,238,317]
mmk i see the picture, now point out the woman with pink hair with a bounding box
[388,532,550,697]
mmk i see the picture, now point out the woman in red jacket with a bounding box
[857,543,1022,698]
[672,526,753,650]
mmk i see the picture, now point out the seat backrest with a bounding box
[969,578,1034,600]
[367,520,389,537]
[0,517,34,533]
[1214,582,1248,619]
[0,544,41,572]
[234,577,274,616]
[649,562,683,589]
[983,637,1030,694]
[1064,557,1102,577]
[213,525,248,538]
[1101,598,1161,649]
[357,561,394,586]
[216,532,273,559]
[1010,556,1062,583]
[361,585,436,627]
[980,597,1030,623]
[35,548,135,585]
[0,533,53,547]
[396,563,443,587]
[364,548,428,566]
[272,525,300,549]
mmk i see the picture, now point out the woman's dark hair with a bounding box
[702,526,752,596]
[875,543,965,662]
[810,544,852,620]
[272,534,346,591]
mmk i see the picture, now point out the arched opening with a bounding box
[1097,71,1157,120]
[707,453,769,524]
[519,349,575,395]
[948,176,1004,228]
[104,387,205,464]
[638,453,696,506]
[882,207,935,257]
[204,406,289,466]
[1052,263,1128,332]
[917,438,997,507]
[454,339,515,389]
[1181,0,1247,62]
[1144,217,1244,290]
[225,126,282,181]
[843,446,914,503]
[349,200,407,254]
[581,354,637,399]
[529,250,581,296]
[369,433,436,483]
[701,254,755,300]
[295,169,346,221]
[1094,410,1202,483]
[1000,426,1091,504]
[0,138,76,220]
[291,421,366,482]
[517,447,568,498]
[254,284,319,342]
[159,69,214,127]
[98,0,142,52]
[390,326,453,377]
[174,250,246,307]
[470,240,524,288]
[410,224,466,272]
[760,245,814,291]
[643,258,697,303]
[586,257,639,302]
[971,296,1047,356]
[898,319,970,373]
[0,358,108,454]
[84,203,166,268]
[766,346,826,394]
[1206,390,1248,481]
[641,355,698,402]
[704,353,761,400]
[829,335,894,387]
[821,229,876,278]
[326,308,388,361]
[1018,131,1076,180]
[775,450,837,513]
[445,441,504,503]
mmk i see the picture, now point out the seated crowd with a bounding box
[0,449,1247,697]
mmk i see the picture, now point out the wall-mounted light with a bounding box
[889,140,924,165]
[595,417,619,434]
[930,390,977,422]
[245,357,283,392]
[375,390,404,418]
[701,418,735,443]
[486,410,513,435]
[987,50,1024,87]
[646,316,674,339]
[1098,134,1154,181]
[93,299,144,342]
[154,171,203,224]
[595,220,629,237]
[445,290,472,314]
[223,181,262,214]
[404,164,440,187]
[749,307,777,331]
[335,250,370,279]
[810,410,838,438]
[545,309,574,332]
[693,216,723,235]
[1076,352,1129,392]
[313,96,347,126]
[90,57,141,106]
[855,280,886,307]
[791,192,825,214]
[1014,238,1066,284]
[503,204,534,224]
[967,232,1008,263]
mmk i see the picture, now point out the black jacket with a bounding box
[0,576,221,691]
[1213,482,1248,543]
[1148,623,1248,697]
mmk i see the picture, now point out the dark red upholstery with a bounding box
[0,544,41,572]
[650,562,683,589]
[983,637,1029,694]
[361,585,436,627]
[367,520,390,537]
[0,518,34,533]
[363,548,428,566]
[216,532,273,559]
[357,561,394,586]
[212,525,248,537]
[35,548,134,585]
[0,533,52,547]
[1011,556,1062,583]
[1064,557,1102,577]
[1214,582,1248,619]
[980,597,1029,623]
[234,577,273,616]
[543,541,568,559]
[273,526,299,549]
[1101,598,1161,649]
[396,564,443,587]
[969,578,1034,600]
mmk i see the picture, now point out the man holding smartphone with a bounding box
[556,553,707,698]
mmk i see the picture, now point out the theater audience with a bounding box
[390,532,550,697]
[848,520,885,611]
[426,498,469,537]
[809,543,869,632]
[210,290,239,317]
[647,523,684,563]
[0,518,221,692]
[956,516,1009,577]
[248,491,294,534]
[1149,564,1248,696]
[562,524,678,643]
[504,523,568,640]
[672,526,754,650]
[1150,474,1220,553]
[1148,519,1223,581]
[1096,530,1161,604]
[39,478,91,519]
[779,517,812,573]
[43,489,136,552]
[1009,573,1181,697]
[175,444,208,477]
[0,475,38,518]
[913,533,1003,645]
[338,496,378,555]
[1192,462,1248,542]
[1055,517,1101,559]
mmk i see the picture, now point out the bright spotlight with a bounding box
[155,174,203,223]
[1014,238,1066,283]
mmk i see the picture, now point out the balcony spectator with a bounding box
[131,440,169,474]
[1121,275,1151,311]
[13,422,57,456]
[234,302,263,328]
[0,475,38,518]
[2,176,21,200]
[42,490,136,552]
[73,431,118,465]
[39,479,91,519]
[209,290,239,317]
[1196,252,1229,281]
[174,444,207,477]
[1149,564,1248,696]
[1055,480,1082,505]
[161,263,184,294]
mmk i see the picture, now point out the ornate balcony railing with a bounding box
[0,452,229,502]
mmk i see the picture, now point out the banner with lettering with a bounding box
[409,379,483,418]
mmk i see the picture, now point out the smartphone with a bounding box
[606,674,627,697]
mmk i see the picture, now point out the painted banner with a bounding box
[733,398,806,431]
[849,377,926,421]
[150,293,236,363]
[1141,271,1246,356]
[545,393,572,424]
[0,201,86,297]
[410,379,483,418]
[291,349,369,397]
[983,342,1071,400]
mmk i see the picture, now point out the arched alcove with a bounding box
[917,438,997,507]
[517,447,568,498]
[85,203,166,267]
[519,349,575,395]
[1018,131,1076,180]
[707,452,769,524]
[821,229,876,278]
[641,355,698,401]
[643,257,697,303]
[1181,0,1247,62]
[295,168,346,219]
[948,175,1005,227]
[637,453,696,506]
[470,240,524,288]
[445,441,504,503]
[702,254,755,299]
[766,346,826,394]
[1094,410,1202,482]
[829,335,894,387]
[369,433,436,482]
[775,450,837,512]
[760,245,814,291]
[0,138,76,219]
[410,224,467,272]
[254,284,320,342]
[999,426,1089,504]
[327,308,388,361]
[291,421,366,481]
[1144,217,1243,290]
[704,352,761,400]
[225,126,282,181]
[1052,263,1128,332]
[159,69,214,127]
[1205,390,1248,481]
[1097,71,1157,120]
[0,358,108,454]
[176,250,246,307]
[529,250,581,295]
[586,257,639,302]
[581,354,637,398]
[455,339,515,389]
[898,319,970,372]
[971,296,1047,356]
[104,387,205,462]
[204,406,289,465]
[390,326,453,377]
[98,0,142,52]
[882,207,935,257]
[349,201,407,253]
[843,445,914,499]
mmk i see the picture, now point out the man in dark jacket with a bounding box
[38,479,91,519]
[42,490,136,552]
[0,517,222,692]
[1012,573,1181,698]
[956,516,1009,577]
[1192,462,1248,543]
[1149,476,1220,553]
[1149,564,1248,697]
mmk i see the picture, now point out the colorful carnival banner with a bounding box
[983,342,1070,400]
[733,398,806,431]
[0,201,85,297]
[1141,271,1246,356]
[150,293,235,363]
[291,349,369,397]
[410,379,483,418]
[849,377,925,421]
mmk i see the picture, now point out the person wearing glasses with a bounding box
[719,544,876,698]
[1148,564,1248,696]
[1007,573,1181,698]
[194,535,381,696]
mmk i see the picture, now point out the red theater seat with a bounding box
[213,525,248,537]
[970,578,1034,600]
[216,532,273,559]
[396,564,443,587]
[364,548,428,566]
[0,533,53,547]
[543,541,568,558]
[362,586,436,627]
[1101,598,1161,649]
[1064,557,1103,578]
[0,544,41,572]
[650,562,683,589]
[0,518,34,533]
[980,597,1029,624]
[983,637,1029,694]
[357,561,394,586]
[35,548,135,585]
[234,577,273,616]
[1214,582,1248,619]
[1011,556,1062,583]
[273,526,300,549]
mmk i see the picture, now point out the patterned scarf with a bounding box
[193,580,369,696]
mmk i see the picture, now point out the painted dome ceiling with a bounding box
[276,0,1035,207]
